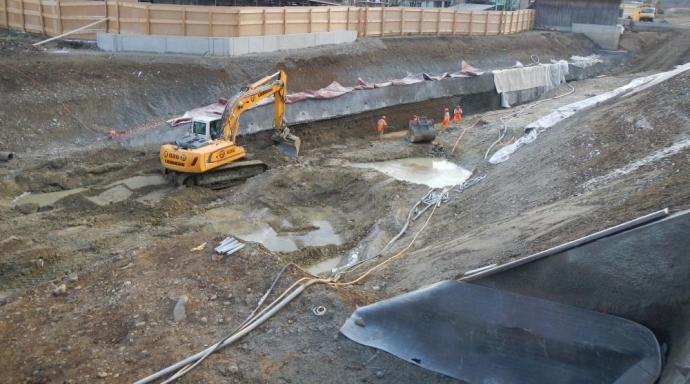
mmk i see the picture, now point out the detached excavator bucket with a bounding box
[273,135,301,158]
[407,117,437,143]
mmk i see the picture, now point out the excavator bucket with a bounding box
[406,117,437,143]
[273,134,301,158]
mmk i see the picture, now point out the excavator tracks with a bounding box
[171,159,269,190]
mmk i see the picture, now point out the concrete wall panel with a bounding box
[121,35,168,54]
[96,30,357,57]
[572,23,620,50]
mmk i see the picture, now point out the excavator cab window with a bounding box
[210,120,222,140]
[192,121,207,136]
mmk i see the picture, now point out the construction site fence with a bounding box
[0,1,535,41]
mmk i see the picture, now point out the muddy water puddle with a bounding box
[12,188,87,207]
[351,158,471,188]
[199,207,343,253]
[307,255,344,275]
[10,174,171,208]
[227,220,340,253]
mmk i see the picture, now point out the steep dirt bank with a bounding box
[0,29,598,154]
[616,29,690,73]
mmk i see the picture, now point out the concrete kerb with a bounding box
[630,22,674,32]
[96,31,357,57]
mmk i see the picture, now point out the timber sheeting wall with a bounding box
[0,1,535,40]
[535,0,621,29]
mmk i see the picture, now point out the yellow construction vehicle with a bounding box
[641,0,659,21]
[159,70,301,189]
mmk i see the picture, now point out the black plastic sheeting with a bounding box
[340,281,660,384]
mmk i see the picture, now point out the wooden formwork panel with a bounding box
[2,2,534,41]
[284,8,309,35]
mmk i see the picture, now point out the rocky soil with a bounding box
[0,23,689,384]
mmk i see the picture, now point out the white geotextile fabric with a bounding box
[570,55,603,69]
[488,62,690,165]
[496,61,569,108]
[492,61,569,94]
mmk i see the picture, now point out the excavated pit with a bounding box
[1,25,690,383]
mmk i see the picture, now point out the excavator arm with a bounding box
[217,70,300,156]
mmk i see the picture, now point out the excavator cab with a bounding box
[173,116,221,150]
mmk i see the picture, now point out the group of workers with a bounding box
[376,105,463,141]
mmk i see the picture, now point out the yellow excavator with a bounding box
[159,70,301,189]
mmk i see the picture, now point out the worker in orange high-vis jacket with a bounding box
[453,105,463,125]
[442,108,450,129]
[377,116,387,141]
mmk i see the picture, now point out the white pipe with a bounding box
[32,18,109,46]
[134,279,328,384]
[216,241,239,252]
[216,241,238,251]
[217,237,235,247]
[223,244,244,255]
[461,208,670,282]
[215,237,235,249]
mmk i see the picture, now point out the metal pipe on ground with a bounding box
[226,244,245,256]
[223,243,244,254]
[216,241,239,253]
[216,237,235,248]
[216,239,238,250]
[134,279,329,384]
[0,152,14,162]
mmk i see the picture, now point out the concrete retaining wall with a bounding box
[572,23,621,50]
[96,31,358,56]
[121,75,496,149]
[630,21,675,32]
[121,53,623,150]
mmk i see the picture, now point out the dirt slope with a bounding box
[383,71,690,296]
[1,27,689,384]
[617,29,690,73]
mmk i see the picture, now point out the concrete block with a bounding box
[121,35,167,54]
[167,36,210,55]
[572,23,620,50]
[334,30,357,44]
[263,35,278,52]
[277,34,296,50]
[315,32,334,46]
[303,33,317,48]
[231,37,249,56]
[97,30,358,57]
[96,33,116,52]
[211,38,229,56]
[247,37,265,54]
[630,22,674,32]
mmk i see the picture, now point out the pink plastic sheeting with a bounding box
[167,61,484,126]
[450,61,486,78]
[423,73,449,81]
[168,99,227,126]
